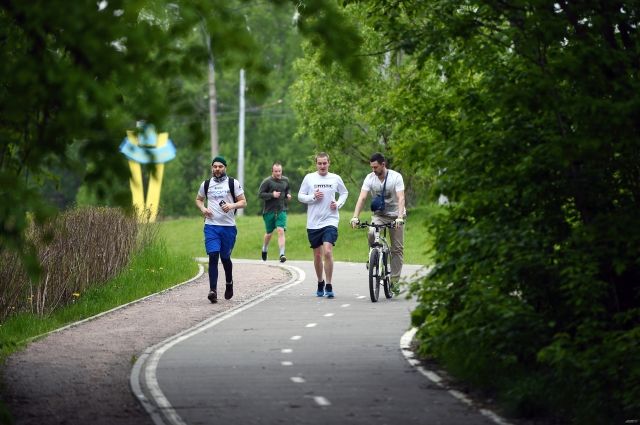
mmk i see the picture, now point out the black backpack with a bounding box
[204,177,238,215]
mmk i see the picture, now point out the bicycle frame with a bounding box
[357,222,394,302]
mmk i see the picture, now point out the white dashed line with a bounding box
[281,361,293,366]
[340,303,350,307]
[291,335,302,340]
[357,295,367,299]
[132,264,307,425]
[305,323,317,328]
[323,313,334,317]
[290,376,306,383]
[313,396,331,406]
[281,348,293,353]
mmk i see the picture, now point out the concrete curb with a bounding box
[400,327,513,425]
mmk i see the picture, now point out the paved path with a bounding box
[133,261,498,425]
[1,262,290,425]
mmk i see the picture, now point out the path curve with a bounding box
[1,261,290,425]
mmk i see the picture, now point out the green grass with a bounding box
[159,208,434,265]
[0,240,197,359]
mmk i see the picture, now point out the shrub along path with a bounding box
[1,261,291,425]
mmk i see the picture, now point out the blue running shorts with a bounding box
[204,225,237,258]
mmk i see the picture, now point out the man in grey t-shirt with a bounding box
[258,162,292,263]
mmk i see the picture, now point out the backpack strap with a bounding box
[381,172,388,200]
[204,179,210,202]
[228,177,236,202]
[228,177,238,215]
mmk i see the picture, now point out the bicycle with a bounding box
[356,221,395,302]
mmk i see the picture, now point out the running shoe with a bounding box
[261,251,267,261]
[224,282,234,300]
[316,281,325,297]
[325,284,334,298]
[279,254,287,263]
[207,290,217,303]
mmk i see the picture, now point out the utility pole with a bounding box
[237,69,246,216]
[204,27,219,158]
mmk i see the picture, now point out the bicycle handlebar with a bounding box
[355,221,397,230]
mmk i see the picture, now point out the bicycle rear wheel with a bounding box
[368,249,380,302]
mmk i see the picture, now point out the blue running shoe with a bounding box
[325,284,334,298]
[316,281,325,297]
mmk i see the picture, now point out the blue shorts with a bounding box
[204,225,237,258]
[306,226,338,249]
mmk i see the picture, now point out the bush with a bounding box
[0,207,150,321]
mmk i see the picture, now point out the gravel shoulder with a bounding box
[1,261,291,425]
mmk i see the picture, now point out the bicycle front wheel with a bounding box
[368,249,380,302]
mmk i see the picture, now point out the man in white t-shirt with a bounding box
[195,156,247,304]
[350,152,406,291]
[298,152,349,298]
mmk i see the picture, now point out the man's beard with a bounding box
[213,172,227,183]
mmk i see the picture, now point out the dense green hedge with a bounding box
[392,2,640,423]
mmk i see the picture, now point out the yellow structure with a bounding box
[119,125,176,222]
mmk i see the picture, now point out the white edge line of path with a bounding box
[130,263,306,425]
[23,263,206,344]
[400,327,513,425]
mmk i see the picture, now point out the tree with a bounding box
[293,0,640,421]
[291,3,432,202]
[157,1,310,217]
[361,0,640,422]
[0,0,363,271]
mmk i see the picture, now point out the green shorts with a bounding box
[263,211,287,234]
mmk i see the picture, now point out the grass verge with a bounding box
[0,239,197,360]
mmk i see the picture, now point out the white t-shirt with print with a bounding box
[298,172,349,229]
[198,177,245,226]
[361,169,404,217]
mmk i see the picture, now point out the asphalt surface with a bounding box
[1,262,290,425]
[133,261,499,425]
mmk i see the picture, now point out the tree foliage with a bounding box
[291,4,433,201]
[0,0,363,269]
[294,0,640,422]
[156,1,317,217]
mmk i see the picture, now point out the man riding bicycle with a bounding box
[351,153,406,291]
